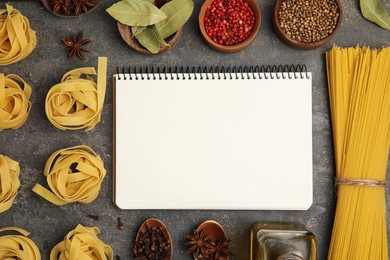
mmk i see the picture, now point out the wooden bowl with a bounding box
[134,218,172,259]
[273,0,342,50]
[117,22,183,55]
[41,0,101,18]
[195,220,230,260]
[198,0,261,53]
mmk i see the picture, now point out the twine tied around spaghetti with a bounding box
[335,178,386,187]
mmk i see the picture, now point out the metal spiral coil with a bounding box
[116,65,309,80]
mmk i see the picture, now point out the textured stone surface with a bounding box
[0,0,389,259]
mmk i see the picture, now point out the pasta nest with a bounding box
[0,5,37,65]
[32,145,106,206]
[45,57,107,131]
[0,74,32,131]
[0,155,20,213]
[50,225,113,260]
[0,227,41,259]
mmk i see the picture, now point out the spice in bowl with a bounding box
[204,0,255,46]
[107,0,194,54]
[49,0,97,16]
[278,0,340,43]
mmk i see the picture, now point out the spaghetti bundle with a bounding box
[0,5,37,65]
[326,46,390,259]
[0,73,32,131]
[32,145,106,206]
[50,224,113,260]
[45,57,107,131]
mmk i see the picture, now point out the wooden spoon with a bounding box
[195,220,230,260]
[134,218,173,260]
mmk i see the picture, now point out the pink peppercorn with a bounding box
[204,0,255,46]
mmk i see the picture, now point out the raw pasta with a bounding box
[0,226,41,259]
[50,224,113,260]
[0,155,20,213]
[45,57,107,131]
[0,5,37,65]
[32,145,106,206]
[0,73,32,131]
[326,46,389,260]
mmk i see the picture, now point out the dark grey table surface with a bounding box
[0,0,389,259]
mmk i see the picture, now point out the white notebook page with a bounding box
[114,72,312,210]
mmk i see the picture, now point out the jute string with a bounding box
[336,178,386,187]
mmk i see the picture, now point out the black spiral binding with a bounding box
[116,65,310,80]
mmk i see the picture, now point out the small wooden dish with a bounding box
[117,0,183,55]
[134,218,172,259]
[117,23,183,55]
[273,0,342,50]
[41,0,101,18]
[198,0,261,53]
[195,220,229,260]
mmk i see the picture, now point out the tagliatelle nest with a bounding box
[50,224,113,260]
[0,155,20,213]
[0,74,32,131]
[0,227,41,259]
[45,57,107,131]
[32,145,106,206]
[0,5,37,65]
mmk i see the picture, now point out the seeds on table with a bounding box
[278,0,340,43]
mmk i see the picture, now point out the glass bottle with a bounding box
[250,222,316,260]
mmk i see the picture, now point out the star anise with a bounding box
[73,0,95,15]
[206,237,233,260]
[50,0,73,15]
[186,229,214,259]
[62,31,91,60]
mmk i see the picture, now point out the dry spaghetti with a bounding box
[0,155,20,213]
[45,57,107,131]
[50,224,113,260]
[326,46,389,259]
[0,5,37,65]
[32,145,106,206]
[0,73,32,131]
[0,226,41,259]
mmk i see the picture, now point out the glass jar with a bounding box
[250,222,316,260]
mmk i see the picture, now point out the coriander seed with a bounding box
[278,0,340,43]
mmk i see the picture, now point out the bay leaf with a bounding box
[155,0,194,39]
[106,0,167,27]
[360,0,390,29]
[131,26,147,37]
[135,28,161,54]
[152,25,170,47]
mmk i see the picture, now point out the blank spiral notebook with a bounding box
[113,66,313,210]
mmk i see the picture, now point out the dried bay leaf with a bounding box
[132,26,147,37]
[360,0,390,29]
[152,25,170,47]
[156,0,194,39]
[107,0,167,27]
[135,28,161,54]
